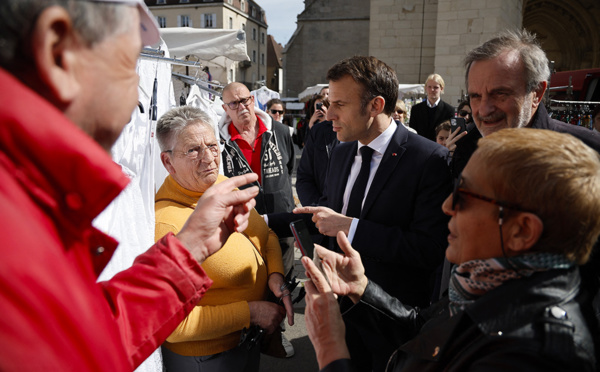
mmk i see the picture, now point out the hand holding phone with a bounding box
[450,117,467,133]
[312,251,331,286]
[290,220,331,286]
[290,220,314,257]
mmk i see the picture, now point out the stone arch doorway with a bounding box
[523,0,600,71]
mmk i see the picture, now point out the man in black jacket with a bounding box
[408,73,455,141]
[439,30,600,306]
[451,29,600,177]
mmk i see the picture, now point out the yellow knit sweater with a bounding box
[155,174,284,356]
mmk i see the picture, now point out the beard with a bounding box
[516,99,533,129]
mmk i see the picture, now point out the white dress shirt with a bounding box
[343,120,397,242]
[427,97,441,108]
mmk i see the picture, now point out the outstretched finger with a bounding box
[293,206,321,215]
[301,256,332,294]
[215,173,258,194]
[335,231,360,259]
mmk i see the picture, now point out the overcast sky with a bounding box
[257,0,305,47]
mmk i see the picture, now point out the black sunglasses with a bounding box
[270,109,284,115]
[451,174,524,212]
[452,173,532,270]
[458,110,471,117]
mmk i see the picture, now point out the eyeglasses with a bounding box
[164,144,219,160]
[224,96,253,110]
[395,110,405,114]
[451,173,531,269]
[451,174,523,212]
[270,109,284,115]
[458,110,471,117]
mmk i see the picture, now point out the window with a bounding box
[261,53,265,65]
[156,0,166,4]
[229,17,233,29]
[180,0,189,3]
[261,32,265,44]
[251,7,256,17]
[242,23,245,31]
[252,28,256,40]
[203,14,216,28]
[252,50,256,63]
[227,0,233,3]
[241,0,245,11]
[178,15,191,27]
[157,16,167,28]
[229,68,234,82]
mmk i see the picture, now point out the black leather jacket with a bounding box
[323,268,597,371]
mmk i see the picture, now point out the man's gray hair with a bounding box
[156,106,216,152]
[464,29,550,93]
[0,0,130,70]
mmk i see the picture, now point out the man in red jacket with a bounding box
[0,0,259,370]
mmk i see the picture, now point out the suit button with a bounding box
[94,246,105,256]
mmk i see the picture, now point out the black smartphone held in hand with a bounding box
[290,219,314,257]
[451,117,467,133]
[315,102,323,111]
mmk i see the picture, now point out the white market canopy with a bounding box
[398,84,425,95]
[159,28,250,62]
[298,84,329,102]
[298,83,424,102]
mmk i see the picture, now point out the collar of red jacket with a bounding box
[0,68,129,230]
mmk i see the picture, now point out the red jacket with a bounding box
[0,68,213,371]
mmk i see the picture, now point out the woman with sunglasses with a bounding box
[266,98,286,124]
[302,128,600,372]
[457,100,472,123]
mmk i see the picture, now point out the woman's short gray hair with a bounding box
[0,0,130,69]
[156,106,216,152]
[464,29,550,93]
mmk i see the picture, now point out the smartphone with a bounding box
[450,117,467,133]
[289,220,331,285]
[315,102,323,111]
[290,220,314,257]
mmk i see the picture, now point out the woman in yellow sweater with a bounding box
[155,106,293,371]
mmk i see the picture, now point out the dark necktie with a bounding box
[346,146,374,218]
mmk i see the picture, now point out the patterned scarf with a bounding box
[448,252,573,316]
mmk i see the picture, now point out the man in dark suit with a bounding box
[293,56,452,372]
[409,73,455,141]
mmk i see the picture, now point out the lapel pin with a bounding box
[392,153,397,156]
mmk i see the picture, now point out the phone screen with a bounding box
[289,220,314,257]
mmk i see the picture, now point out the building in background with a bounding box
[284,0,600,104]
[283,0,369,99]
[266,35,284,93]
[146,0,268,90]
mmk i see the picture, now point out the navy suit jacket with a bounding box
[321,124,452,307]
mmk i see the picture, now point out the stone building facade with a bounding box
[282,0,370,98]
[284,0,600,105]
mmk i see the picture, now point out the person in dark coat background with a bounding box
[409,73,455,141]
